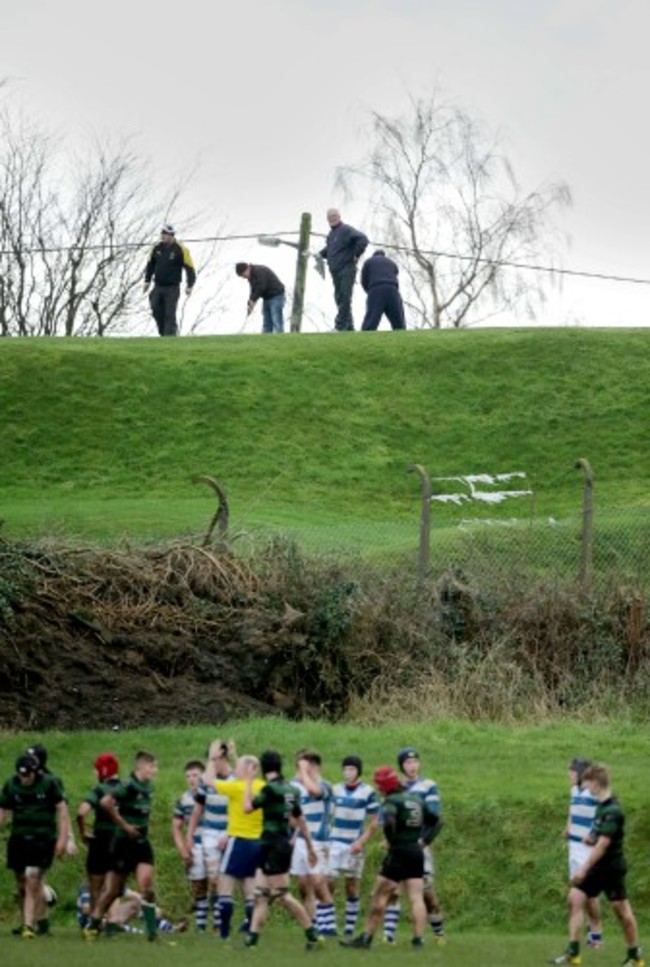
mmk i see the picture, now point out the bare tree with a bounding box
[337,92,571,328]
[0,105,226,336]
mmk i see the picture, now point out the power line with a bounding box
[2,228,650,289]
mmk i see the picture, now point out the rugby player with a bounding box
[84,750,159,941]
[0,753,68,938]
[561,757,603,950]
[552,763,645,967]
[290,748,336,936]
[172,759,209,931]
[77,753,122,914]
[341,765,441,949]
[328,755,379,936]
[243,749,319,950]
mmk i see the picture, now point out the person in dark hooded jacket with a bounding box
[360,251,406,331]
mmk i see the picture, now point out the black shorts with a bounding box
[109,836,154,876]
[380,845,424,884]
[86,835,114,876]
[579,865,628,902]
[260,839,293,877]
[7,834,55,874]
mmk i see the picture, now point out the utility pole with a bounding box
[290,212,311,333]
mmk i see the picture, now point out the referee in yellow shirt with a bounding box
[205,743,264,941]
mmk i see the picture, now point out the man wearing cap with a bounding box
[360,250,406,331]
[143,224,196,336]
[0,753,68,939]
[235,263,286,333]
[328,755,379,936]
[77,753,122,914]
[341,765,440,950]
[382,747,445,944]
[319,208,368,331]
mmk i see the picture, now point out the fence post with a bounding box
[408,464,431,582]
[575,458,594,591]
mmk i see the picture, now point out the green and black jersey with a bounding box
[252,778,302,844]
[591,796,627,872]
[0,773,63,838]
[382,791,433,847]
[84,777,122,837]
[110,774,154,840]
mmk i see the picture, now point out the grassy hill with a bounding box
[1,329,649,544]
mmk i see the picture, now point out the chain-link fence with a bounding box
[227,463,650,592]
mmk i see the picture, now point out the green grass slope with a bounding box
[1,329,649,541]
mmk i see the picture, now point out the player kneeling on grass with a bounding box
[341,765,441,950]
[84,750,159,942]
[243,749,320,950]
[551,763,644,967]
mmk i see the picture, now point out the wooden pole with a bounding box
[290,212,311,333]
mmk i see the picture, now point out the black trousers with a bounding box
[332,263,357,331]
[149,284,180,336]
[361,284,406,331]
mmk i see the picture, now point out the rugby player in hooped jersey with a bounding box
[290,749,336,936]
[341,765,441,950]
[562,758,603,949]
[171,760,209,931]
[328,755,379,936]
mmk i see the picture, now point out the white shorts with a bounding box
[187,834,225,881]
[290,839,329,876]
[569,844,591,878]
[423,845,435,888]
[328,840,365,880]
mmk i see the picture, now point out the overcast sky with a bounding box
[3,0,650,332]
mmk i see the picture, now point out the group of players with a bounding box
[0,739,644,963]
[0,739,444,949]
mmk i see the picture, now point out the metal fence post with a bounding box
[408,464,431,582]
[575,458,594,591]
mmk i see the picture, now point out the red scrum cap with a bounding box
[373,765,402,796]
[94,753,119,781]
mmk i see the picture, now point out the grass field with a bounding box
[0,928,620,966]
[1,330,649,547]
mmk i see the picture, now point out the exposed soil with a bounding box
[0,539,358,730]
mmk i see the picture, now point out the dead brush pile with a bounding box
[0,536,648,729]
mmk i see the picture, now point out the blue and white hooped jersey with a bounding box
[330,781,379,843]
[291,777,332,842]
[173,789,204,843]
[568,783,597,844]
[194,776,232,835]
[404,776,441,817]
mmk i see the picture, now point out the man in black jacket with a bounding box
[360,250,406,331]
[143,225,196,336]
[235,263,286,333]
[320,209,368,331]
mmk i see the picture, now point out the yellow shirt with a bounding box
[215,778,265,839]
